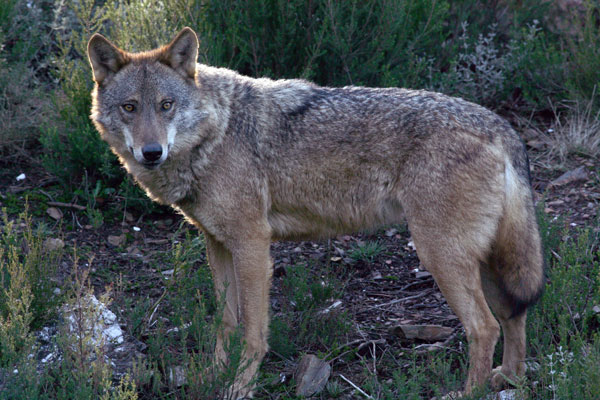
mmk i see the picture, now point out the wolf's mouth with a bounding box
[141,161,162,170]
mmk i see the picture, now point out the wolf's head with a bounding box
[87,28,209,170]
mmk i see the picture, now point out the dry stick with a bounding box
[47,201,86,211]
[414,330,461,355]
[371,289,433,309]
[339,374,374,399]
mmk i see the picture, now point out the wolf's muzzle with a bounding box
[142,143,163,162]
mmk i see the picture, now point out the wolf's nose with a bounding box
[142,143,163,162]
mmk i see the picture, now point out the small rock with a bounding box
[592,305,600,314]
[43,238,65,252]
[46,207,63,220]
[295,354,331,397]
[169,365,186,387]
[273,264,287,277]
[41,352,55,363]
[549,166,588,187]
[415,270,432,279]
[391,324,454,342]
[15,173,26,181]
[107,234,126,247]
[496,389,524,400]
[124,212,135,222]
[385,228,398,237]
[371,271,383,280]
[525,360,541,372]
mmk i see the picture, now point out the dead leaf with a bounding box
[43,238,65,251]
[46,207,63,220]
[107,234,125,247]
[385,228,398,237]
[295,354,331,397]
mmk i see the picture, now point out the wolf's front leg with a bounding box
[206,233,273,399]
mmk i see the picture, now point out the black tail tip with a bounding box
[507,281,545,319]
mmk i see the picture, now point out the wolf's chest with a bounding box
[131,162,196,205]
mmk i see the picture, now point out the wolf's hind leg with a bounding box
[409,229,500,394]
[480,261,528,389]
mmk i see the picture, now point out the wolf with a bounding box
[87,27,544,398]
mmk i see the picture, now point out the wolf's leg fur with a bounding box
[206,232,273,398]
[409,226,500,393]
[480,263,527,387]
[479,169,544,389]
[230,235,273,397]
[206,234,240,370]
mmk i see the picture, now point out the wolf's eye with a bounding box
[122,104,135,113]
[161,101,173,111]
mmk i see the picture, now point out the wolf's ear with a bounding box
[161,27,199,79]
[87,34,128,85]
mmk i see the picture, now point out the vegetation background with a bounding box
[0,0,599,399]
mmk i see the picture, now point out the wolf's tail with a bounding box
[491,149,545,317]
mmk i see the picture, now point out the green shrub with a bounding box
[349,240,385,264]
[525,211,600,399]
[270,263,350,359]
[0,206,62,399]
[565,2,600,108]
[197,0,450,88]
[0,207,61,331]
[0,0,54,150]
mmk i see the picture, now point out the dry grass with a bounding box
[545,98,600,165]
[520,96,600,170]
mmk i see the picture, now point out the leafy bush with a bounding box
[564,2,600,108]
[525,211,600,399]
[0,0,53,150]
[270,263,350,358]
[0,207,61,331]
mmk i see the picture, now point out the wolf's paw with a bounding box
[490,366,512,390]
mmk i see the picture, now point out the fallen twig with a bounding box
[339,374,374,399]
[371,289,433,309]
[47,201,86,211]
